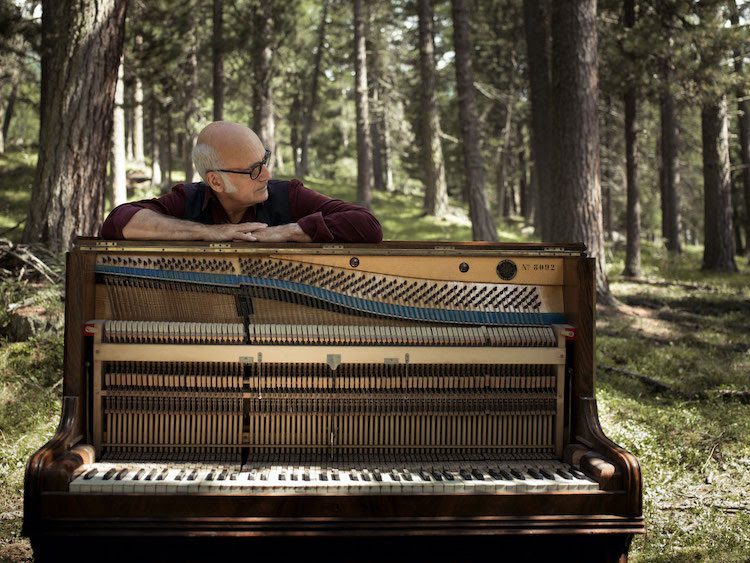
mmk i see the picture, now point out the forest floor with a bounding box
[1,149,749,561]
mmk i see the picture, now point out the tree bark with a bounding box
[164,108,173,188]
[451,0,497,241]
[549,0,610,301]
[23,0,128,252]
[1,83,18,153]
[518,122,528,219]
[729,0,749,255]
[213,0,224,121]
[659,63,682,253]
[112,59,127,206]
[149,97,162,187]
[701,98,738,272]
[622,0,641,277]
[523,0,553,240]
[297,0,328,179]
[353,0,373,207]
[133,75,145,164]
[418,0,448,217]
[183,4,198,182]
[252,1,275,168]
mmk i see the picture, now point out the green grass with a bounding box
[1,165,750,560]
[0,149,35,241]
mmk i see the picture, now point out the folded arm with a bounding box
[122,209,267,241]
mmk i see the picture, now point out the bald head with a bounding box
[192,121,266,187]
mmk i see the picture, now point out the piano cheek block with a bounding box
[24,242,643,560]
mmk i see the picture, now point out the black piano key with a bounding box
[570,468,587,480]
[430,470,443,481]
[402,470,413,482]
[419,470,431,482]
[303,471,311,482]
[488,469,502,480]
[187,470,198,481]
[217,469,228,481]
[145,468,158,481]
[102,468,117,480]
[510,469,526,480]
[527,468,543,480]
[206,470,215,481]
[132,468,145,481]
[331,471,339,481]
[156,469,168,481]
[290,472,298,481]
[361,472,371,482]
[230,472,238,481]
[459,469,473,481]
[175,469,186,481]
[114,468,128,480]
[540,468,556,480]
[497,469,513,481]
[278,472,286,481]
[320,472,329,482]
[83,468,98,480]
[471,469,485,481]
[390,470,401,482]
[373,470,382,482]
[442,470,454,481]
[350,471,359,481]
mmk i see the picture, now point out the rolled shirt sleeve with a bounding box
[289,180,383,243]
[100,185,189,239]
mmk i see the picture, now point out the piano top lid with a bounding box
[73,238,588,257]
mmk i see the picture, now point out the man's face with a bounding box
[216,143,271,206]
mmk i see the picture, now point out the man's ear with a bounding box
[206,171,224,193]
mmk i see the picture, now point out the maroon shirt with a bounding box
[100,179,383,243]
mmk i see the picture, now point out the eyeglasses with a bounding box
[210,148,271,180]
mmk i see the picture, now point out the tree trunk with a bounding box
[729,0,749,255]
[701,98,738,272]
[353,0,373,207]
[133,76,145,164]
[659,63,681,253]
[213,0,224,121]
[112,59,127,206]
[1,83,18,153]
[183,5,198,183]
[370,90,385,190]
[622,0,641,277]
[150,97,162,187]
[297,0,329,179]
[252,1,275,168]
[518,122,529,219]
[23,0,128,252]
[417,0,448,217]
[451,0,497,241]
[549,0,610,301]
[523,0,553,240]
[165,109,173,187]
[381,113,394,192]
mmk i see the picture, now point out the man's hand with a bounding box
[253,223,313,243]
[204,222,268,242]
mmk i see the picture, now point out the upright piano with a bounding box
[24,240,643,561]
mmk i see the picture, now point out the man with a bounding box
[101,121,383,243]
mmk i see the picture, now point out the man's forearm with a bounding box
[121,209,211,240]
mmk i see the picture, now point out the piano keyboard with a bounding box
[69,461,599,495]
